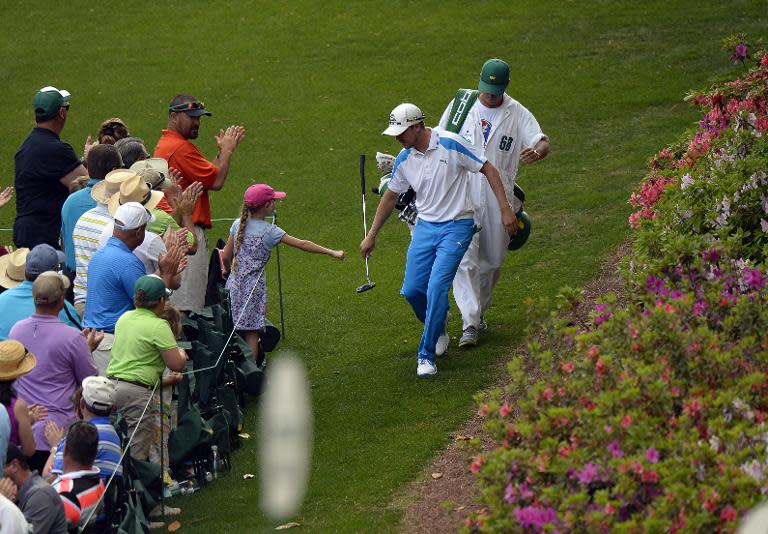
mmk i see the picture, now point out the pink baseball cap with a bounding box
[244,184,286,207]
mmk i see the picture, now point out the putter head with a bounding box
[356,281,376,294]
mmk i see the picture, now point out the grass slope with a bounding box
[1,1,765,532]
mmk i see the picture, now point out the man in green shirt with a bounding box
[107,275,187,460]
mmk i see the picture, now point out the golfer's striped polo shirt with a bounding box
[389,128,486,222]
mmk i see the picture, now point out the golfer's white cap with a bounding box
[382,103,425,136]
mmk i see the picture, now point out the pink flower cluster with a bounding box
[628,176,675,228]
[513,505,559,530]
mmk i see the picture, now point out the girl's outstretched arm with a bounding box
[281,234,345,260]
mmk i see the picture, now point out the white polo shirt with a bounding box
[97,223,166,274]
[388,128,486,222]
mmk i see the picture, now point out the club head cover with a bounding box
[375,152,395,173]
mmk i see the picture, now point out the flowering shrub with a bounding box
[465,38,768,533]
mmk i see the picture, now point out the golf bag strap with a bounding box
[444,88,479,134]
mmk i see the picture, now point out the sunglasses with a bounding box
[168,101,205,113]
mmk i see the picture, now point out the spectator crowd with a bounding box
[0,86,247,533]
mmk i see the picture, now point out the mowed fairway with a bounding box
[1,1,766,532]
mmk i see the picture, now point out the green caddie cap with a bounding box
[134,275,172,302]
[478,59,510,96]
[33,86,71,121]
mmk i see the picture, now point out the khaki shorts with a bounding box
[170,226,208,313]
[114,380,158,461]
[92,332,115,377]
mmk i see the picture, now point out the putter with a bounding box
[356,154,376,293]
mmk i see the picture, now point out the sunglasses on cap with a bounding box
[168,101,206,113]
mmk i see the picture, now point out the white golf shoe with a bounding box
[417,358,437,377]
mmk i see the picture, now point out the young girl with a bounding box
[153,304,183,489]
[222,184,344,363]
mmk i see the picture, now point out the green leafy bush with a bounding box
[465,39,768,533]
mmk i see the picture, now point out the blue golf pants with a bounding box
[400,218,474,362]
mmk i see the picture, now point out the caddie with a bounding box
[360,103,516,377]
[438,58,550,347]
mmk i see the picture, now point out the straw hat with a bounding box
[0,340,36,381]
[91,169,137,204]
[0,248,30,289]
[130,158,172,190]
[108,174,164,216]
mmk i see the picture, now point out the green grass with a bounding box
[1,1,766,532]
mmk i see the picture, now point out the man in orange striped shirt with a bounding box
[51,421,105,530]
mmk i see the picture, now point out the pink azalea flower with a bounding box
[743,267,766,290]
[504,483,517,504]
[499,403,511,418]
[607,440,624,458]
[576,463,600,485]
[513,506,559,530]
[731,43,748,64]
[470,455,483,473]
[646,447,660,464]
[621,415,633,429]
[721,505,737,522]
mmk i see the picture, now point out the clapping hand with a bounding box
[83,135,98,160]
[0,187,13,209]
[215,125,246,155]
[159,239,186,278]
[165,168,184,210]
[44,420,65,449]
[0,478,17,502]
[178,181,203,217]
[82,328,105,352]
[29,403,48,423]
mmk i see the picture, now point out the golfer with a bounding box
[360,103,516,377]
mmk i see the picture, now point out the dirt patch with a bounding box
[396,241,631,533]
